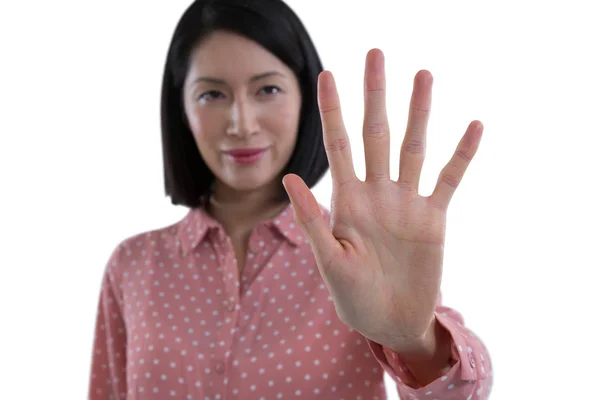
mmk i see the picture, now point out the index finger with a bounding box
[318,71,357,186]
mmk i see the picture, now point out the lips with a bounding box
[223,147,268,164]
[224,148,266,157]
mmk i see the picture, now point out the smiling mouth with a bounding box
[223,148,268,164]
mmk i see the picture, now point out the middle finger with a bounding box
[363,49,390,181]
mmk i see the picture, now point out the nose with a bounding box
[226,100,259,138]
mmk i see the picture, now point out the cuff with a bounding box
[366,309,481,389]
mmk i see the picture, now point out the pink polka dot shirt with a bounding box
[89,203,493,399]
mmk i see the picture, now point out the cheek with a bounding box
[186,110,222,150]
[187,110,209,138]
[269,103,301,148]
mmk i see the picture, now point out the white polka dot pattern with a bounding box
[89,203,493,399]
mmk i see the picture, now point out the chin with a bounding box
[224,176,276,192]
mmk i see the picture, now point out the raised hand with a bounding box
[283,49,483,352]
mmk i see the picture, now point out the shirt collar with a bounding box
[263,203,307,248]
[177,202,307,256]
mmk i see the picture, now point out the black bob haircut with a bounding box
[161,0,329,209]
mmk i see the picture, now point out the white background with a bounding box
[1,1,599,399]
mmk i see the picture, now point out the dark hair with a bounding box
[161,0,329,208]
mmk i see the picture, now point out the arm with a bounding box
[88,250,128,400]
[366,292,494,399]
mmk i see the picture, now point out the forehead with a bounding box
[186,30,292,82]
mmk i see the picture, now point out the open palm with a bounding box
[283,49,483,351]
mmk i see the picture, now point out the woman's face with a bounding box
[183,30,302,195]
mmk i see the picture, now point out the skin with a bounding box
[182,30,302,271]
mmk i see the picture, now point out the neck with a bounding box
[206,181,288,235]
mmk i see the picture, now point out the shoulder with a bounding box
[103,214,189,280]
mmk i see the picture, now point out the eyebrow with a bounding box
[191,71,286,86]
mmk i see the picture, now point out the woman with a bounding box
[89,0,494,399]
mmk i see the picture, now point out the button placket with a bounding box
[218,235,240,315]
[211,233,237,383]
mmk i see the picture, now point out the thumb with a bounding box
[282,174,340,261]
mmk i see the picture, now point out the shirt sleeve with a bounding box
[88,246,128,400]
[365,292,494,399]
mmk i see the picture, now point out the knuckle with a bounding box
[410,105,430,116]
[455,149,473,163]
[320,103,341,114]
[440,173,459,189]
[364,121,389,138]
[325,137,350,153]
[403,137,425,155]
[366,87,385,95]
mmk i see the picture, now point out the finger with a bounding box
[429,121,483,209]
[398,70,433,192]
[363,48,390,181]
[282,174,341,261]
[318,71,357,186]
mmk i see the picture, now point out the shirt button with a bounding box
[468,352,476,368]
[215,362,225,374]
[227,302,235,312]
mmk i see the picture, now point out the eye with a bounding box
[258,86,281,95]
[198,90,224,101]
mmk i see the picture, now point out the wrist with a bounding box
[393,318,455,385]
